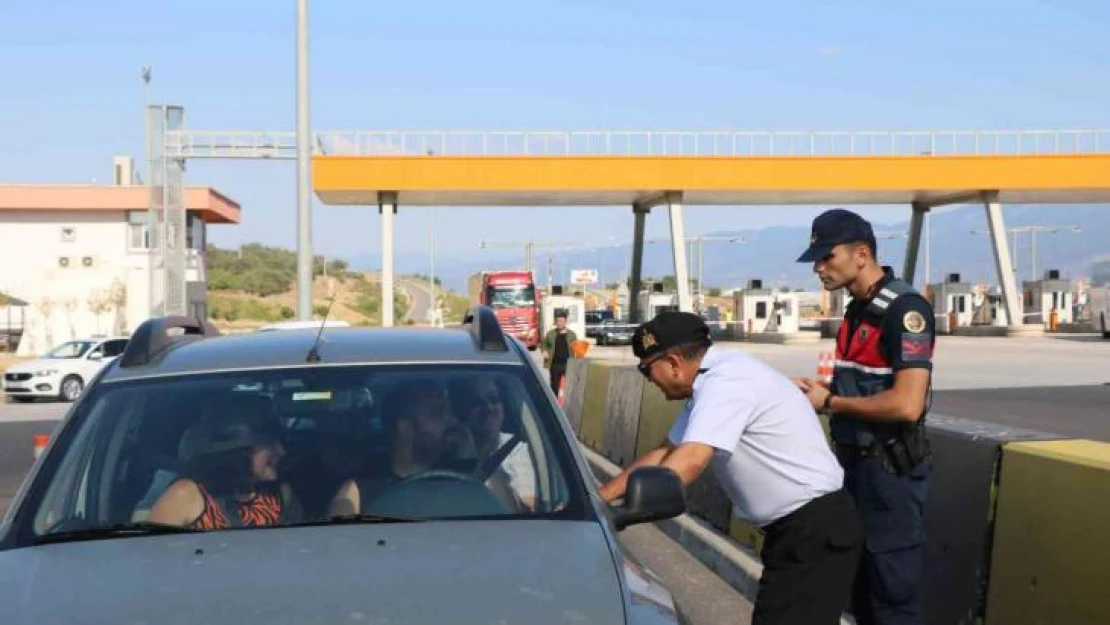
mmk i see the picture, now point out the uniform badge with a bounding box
[903,310,927,333]
[640,331,658,349]
[859,327,869,342]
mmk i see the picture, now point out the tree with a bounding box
[87,289,113,334]
[108,280,127,336]
[36,297,55,348]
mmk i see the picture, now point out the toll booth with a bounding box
[827,288,850,318]
[928,273,974,334]
[1023,269,1074,326]
[973,285,1011,327]
[540,290,586,339]
[637,283,679,320]
[733,279,801,337]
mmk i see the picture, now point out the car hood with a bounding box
[0,520,626,625]
[4,359,60,374]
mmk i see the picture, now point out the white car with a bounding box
[2,336,129,402]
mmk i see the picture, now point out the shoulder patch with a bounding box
[903,310,927,333]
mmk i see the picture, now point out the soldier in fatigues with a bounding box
[794,209,935,625]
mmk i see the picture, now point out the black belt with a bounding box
[834,442,880,459]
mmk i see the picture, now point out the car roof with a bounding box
[101,325,524,383]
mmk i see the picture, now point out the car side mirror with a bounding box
[88,352,103,361]
[610,466,686,531]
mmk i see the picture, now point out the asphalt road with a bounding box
[398,278,433,324]
[931,385,1110,442]
[0,399,754,624]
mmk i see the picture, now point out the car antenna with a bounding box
[306,281,343,363]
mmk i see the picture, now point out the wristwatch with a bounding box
[821,393,835,414]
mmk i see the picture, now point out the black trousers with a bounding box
[752,489,863,625]
[549,366,566,394]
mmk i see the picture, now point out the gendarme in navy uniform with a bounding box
[794,208,935,625]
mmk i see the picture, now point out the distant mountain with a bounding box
[347,204,1110,292]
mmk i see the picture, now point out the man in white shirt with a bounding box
[600,311,862,625]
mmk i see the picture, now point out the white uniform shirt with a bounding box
[667,345,844,527]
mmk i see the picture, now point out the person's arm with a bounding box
[148,479,204,527]
[327,479,360,517]
[599,439,675,502]
[800,296,935,423]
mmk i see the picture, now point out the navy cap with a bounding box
[632,311,711,360]
[796,208,876,263]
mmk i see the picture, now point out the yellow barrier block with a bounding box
[578,361,616,452]
[728,517,765,554]
[985,439,1110,625]
[633,381,684,457]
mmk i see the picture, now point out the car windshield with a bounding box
[24,363,583,542]
[486,286,535,308]
[44,341,94,359]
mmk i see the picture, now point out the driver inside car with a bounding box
[327,379,481,517]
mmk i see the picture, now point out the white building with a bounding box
[0,156,242,356]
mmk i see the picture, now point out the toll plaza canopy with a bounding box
[309,129,1110,206]
[302,128,1110,327]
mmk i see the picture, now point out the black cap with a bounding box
[632,311,711,360]
[796,208,876,263]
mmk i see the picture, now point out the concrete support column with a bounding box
[629,202,650,323]
[904,201,929,286]
[666,192,693,312]
[983,191,1022,327]
[379,192,397,328]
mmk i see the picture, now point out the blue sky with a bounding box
[3,0,1109,263]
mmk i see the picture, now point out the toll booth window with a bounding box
[755,302,768,319]
[957,296,966,313]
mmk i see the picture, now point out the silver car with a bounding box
[0,308,690,624]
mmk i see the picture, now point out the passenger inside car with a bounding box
[453,376,538,512]
[148,402,303,530]
[327,379,482,516]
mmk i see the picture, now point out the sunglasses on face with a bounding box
[637,355,665,378]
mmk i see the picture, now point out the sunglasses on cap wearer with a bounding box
[636,341,709,379]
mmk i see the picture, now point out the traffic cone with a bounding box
[816,351,834,386]
[33,435,49,461]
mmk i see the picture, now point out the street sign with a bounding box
[570,269,598,285]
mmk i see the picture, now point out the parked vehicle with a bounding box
[2,335,129,402]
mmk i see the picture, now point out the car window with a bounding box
[44,341,94,359]
[23,363,582,541]
[102,340,128,357]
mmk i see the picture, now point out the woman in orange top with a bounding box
[149,410,301,530]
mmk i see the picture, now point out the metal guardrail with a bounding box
[314,129,1110,157]
[165,129,1110,159]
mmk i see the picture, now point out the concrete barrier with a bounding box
[985,439,1110,625]
[601,367,644,467]
[562,358,589,434]
[566,357,1100,623]
[578,360,616,451]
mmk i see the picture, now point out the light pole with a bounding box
[294,0,313,320]
[969,225,1080,282]
[428,208,438,326]
[647,234,745,308]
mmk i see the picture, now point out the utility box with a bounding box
[1023,269,1074,326]
[733,279,801,336]
[928,273,974,334]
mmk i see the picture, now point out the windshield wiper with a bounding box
[33,522,195,545]
[287,514,425,528]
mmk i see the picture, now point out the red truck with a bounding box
[467,270,540,349]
